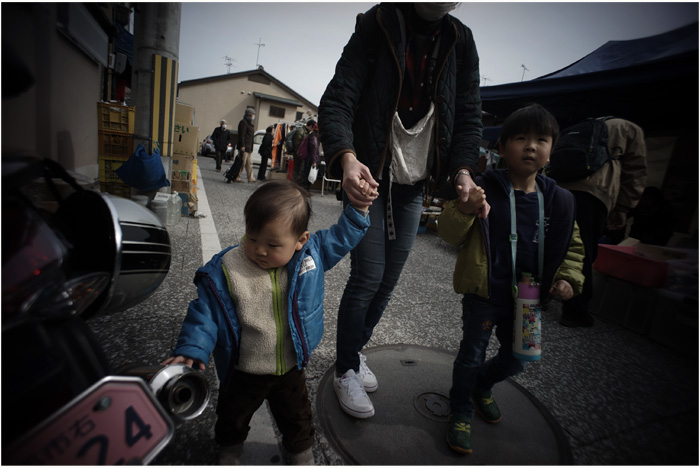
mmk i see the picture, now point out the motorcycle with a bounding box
[2,156,210,465]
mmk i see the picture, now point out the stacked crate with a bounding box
[97,102,135,198]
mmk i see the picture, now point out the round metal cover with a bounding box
[414,392,450,422]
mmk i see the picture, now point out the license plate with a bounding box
[5,376,175,465]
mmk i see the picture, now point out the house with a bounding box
[177,68,319,141]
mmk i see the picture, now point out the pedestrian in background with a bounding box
[292,120,315,185]
[211,119,231,173]
[319,2,487,419]
[297,123,321,191]
[438,103,584,454]
[236,108,257,183]
[556,118,647,327]
[257,125,274,181]
[162,180,371,465]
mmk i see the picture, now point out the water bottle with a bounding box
[513,272,542,361]
[150,199,168,226]
[167,192,181,226]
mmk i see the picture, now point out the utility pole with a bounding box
[254,37,265,68]
[131,3,182,193]
[521,64,529,82]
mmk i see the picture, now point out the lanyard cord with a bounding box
[509,182,545,297]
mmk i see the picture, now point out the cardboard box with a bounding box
[173,123,199,156]
[175,102,195,125]
[171,179,191,194]
[172,153,195,173]
[593,244,669,288]
[172,170,190,181]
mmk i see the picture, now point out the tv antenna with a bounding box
[520,64,529,81]
[222,55,237,74]
[254,38,266,67]
[481,74,491,86]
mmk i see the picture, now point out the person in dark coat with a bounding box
[236,108,256,183]
[318,2,489,420]
[292,120,315,185]
[211,119,231,173]
[257,125,274,181]
[299,124,321,191]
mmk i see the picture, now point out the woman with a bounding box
[318,2,489,419]
[298,123,321,191]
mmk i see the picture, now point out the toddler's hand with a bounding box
[161,355,206,371]
[457,187,486,216]
[549,280,574,300]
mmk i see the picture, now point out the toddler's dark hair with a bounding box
[244,180,311,236]
[497,103,559,149]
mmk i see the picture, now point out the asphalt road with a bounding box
[87,156,698,465]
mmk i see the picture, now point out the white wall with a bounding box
[2,3,103,179]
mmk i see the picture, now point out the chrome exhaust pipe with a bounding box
[119,364,210,421]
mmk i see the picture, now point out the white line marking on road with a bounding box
[195,165,222,265]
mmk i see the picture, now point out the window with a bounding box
[270,106,285,118]
[296,111,304,121]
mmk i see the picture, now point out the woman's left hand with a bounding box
[456,173,490,219]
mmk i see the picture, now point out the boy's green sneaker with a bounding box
[473,387,502,423]
[446,414,473,454]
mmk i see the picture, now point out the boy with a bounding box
[437,103,585,454]
[163,180,374,464]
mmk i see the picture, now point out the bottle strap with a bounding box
[510,182,545,297]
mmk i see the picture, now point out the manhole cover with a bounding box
[414,392,451,422]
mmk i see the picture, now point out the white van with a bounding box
[251,130,266,166]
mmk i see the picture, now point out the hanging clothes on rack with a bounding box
[271,123,284,169]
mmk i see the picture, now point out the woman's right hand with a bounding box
[340,152,379,208]
[161,355,206,371]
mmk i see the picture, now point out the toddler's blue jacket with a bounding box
[172,204,370,388]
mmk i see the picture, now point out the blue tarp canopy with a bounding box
[480,23,698,133]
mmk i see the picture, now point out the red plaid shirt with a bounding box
[398,28,441,129]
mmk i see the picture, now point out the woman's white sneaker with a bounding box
[333,369,375,418]
[358,352,378,392]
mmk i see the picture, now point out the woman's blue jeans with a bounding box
[335,174,424,375]
[450,295,527,418]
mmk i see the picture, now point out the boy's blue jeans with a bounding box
[335,174,424,375]
[450,295,527,418]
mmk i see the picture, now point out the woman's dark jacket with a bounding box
[319,3,483,186]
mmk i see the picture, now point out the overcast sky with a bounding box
[177,2,698,106]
